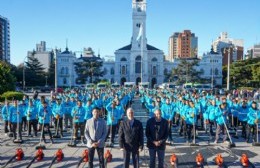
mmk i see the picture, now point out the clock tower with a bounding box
[131,0,147,50]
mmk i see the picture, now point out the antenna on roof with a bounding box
[66,39,68,51]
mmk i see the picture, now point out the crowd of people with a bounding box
[1,86,260,168]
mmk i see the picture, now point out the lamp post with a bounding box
[233,76,236,88]
[224,48,231,91]
[22,56,27,91]
[45,75,48,87]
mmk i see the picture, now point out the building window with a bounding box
[151,57,157,62]
[63,78,67,85]
[61,67,64,74]
[111,68,114,75]
[200,69,204,75]
[135,56,141,73]
[121,57,127,61]
[122,66,126,75]
[164,68,168,75]
[152,66,157,75]
[215,68,219,75]
[65,67,69,74]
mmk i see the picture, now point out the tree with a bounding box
[25,56,45,86]
[0,61,16,94]
[222,57,260,87]
[168,59,202,85]
[46,59,55,86]
[74,57,104,84]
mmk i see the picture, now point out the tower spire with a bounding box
[66,39,68,51]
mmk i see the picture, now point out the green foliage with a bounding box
[222,57,260,87]
[0,91,24,101]
[0,61,16,94]
[47,59,55,86]
[74,57,104,84]
[25,55,46,86]
[168,59,202,85]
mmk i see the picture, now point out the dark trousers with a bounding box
[239,121,247,138]
[186,124,194,141]
[73,122,84,139]
[40,123,52,140]
[175,113,180,126]
[168,121,172,140]
[149,148,165,168]
[106,125,117,143]
[88,147,105,168]
[54,118,63,136]
[64,114,72,128]
[4,120,9,133]
[123,150,139,168]
[28,119,37,136]
[215,124,227,142]
[22,116,27,131]
[246,124,256,142]
[11,123,22,140]
[179,118,186,136]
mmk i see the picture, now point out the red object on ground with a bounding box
[15,148,24,161]
[36,149,44,161]
[169,153,178,165]
[215,154,224,166]
[104,150,112,163]
[82,149,89,162]
[55,149,64,162]
[240,154,249,167]
[196,153,204,166]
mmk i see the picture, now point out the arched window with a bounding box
[63,78,67,85]
[120,57,127,62]
[164,68,168,75]
[152,66,157,75]
[61,67,64,74]
[135,56,141,73]
[103,68,108,75]
[122,66,126,75]
[200,69,204,75]
[215,68,219,75]
[111,68,114,75]
[65,67,69,74]
[152,57,157,62]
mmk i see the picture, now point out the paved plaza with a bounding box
[0,96,260,168]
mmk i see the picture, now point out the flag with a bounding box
[136,24,143,41]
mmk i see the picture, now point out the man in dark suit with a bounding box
[146,109,168,168]
[119,108,144,168]
[85,108,107,168]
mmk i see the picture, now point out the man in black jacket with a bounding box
[119,108,144,168]
[146,109,168,168]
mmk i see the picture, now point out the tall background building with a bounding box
[27,41,54,72]
[167,30,198,61]
[212,32,244,65]
[0,15,10,63]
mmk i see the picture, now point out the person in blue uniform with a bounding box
[238,100,249,139]
[26,99,38,137]
[8,100,23,141]
[161,97,174,142]
[214,102,229,144]
[38,101,53,143]
[1,100,11,135]
[52,98,65,137]
[63,97,73,130]
[71,100,86,144]
[185,100,198,143]
[246,101,260,143]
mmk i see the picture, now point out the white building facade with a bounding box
[101,0,223,87]
[27,41,53,72]
[55,48,77,87]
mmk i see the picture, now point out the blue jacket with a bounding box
[25,105,38,120]
[247,108,259,126]
[185,106,198,125]
[106,103,120,125]
[215,106,229,125]
[1,105,11,121]
[38,106,52,124]
[52,103,65,118]
[63,101,73,115]
[161,103,174,120]
[8,105,23,123]
[205,105,218,121]
[238,106,249,122]
[84,104,94,120]
[71,106,86,123]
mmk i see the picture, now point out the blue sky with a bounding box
[1,0,259,65]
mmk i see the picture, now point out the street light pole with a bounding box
[225,48,231,91]
[22,56,27,91]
